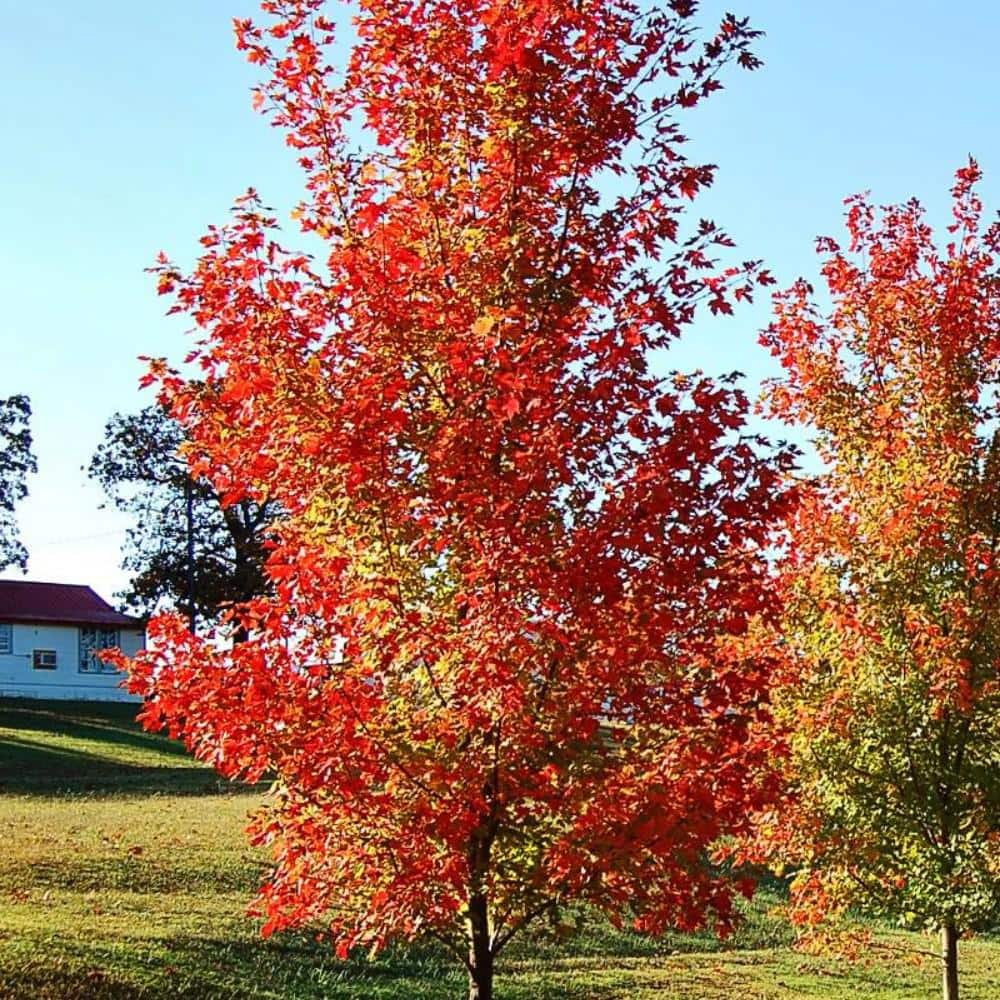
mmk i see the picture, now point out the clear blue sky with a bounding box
[2,1,999,604]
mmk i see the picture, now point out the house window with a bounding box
[0,623,11,655]
[33,649,57,670]
[79,627,121,674]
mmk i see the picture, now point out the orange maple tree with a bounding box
[112,3,792,997]
[756,164,1000,1000]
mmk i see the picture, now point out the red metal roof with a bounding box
[0,580,142,628]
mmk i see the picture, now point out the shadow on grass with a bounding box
[6,853,262,895]
[0,698,191,758]
[0,697,261,797]
[500,893,795,963]
[0,962,214,1000]
[3,933,464,1000]
[0,737,238,796]
[0,696,142,724]
[168,932,453,975]
[145,933,474,1000]
[1,928,669,1000]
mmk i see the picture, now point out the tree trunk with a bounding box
[467,891,494,1000]
[942,922,959,1000]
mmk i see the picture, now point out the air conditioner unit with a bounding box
[33,649,57,670]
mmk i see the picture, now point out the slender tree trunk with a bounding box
[942,923,959,1000]
[468,729,499,1000]
[467,891,494,1000]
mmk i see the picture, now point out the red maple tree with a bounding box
[115,3,791,996]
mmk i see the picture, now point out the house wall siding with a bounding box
[0,623,144,702]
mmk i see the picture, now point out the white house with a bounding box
[0,580,145,702]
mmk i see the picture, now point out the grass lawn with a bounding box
[1,697,998,999]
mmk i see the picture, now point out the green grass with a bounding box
[1,698,998,999]
[0,699,236,795]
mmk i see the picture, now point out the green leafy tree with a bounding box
[0,394,37,572]
[89,405,277,624]
[757,164,1000,1000]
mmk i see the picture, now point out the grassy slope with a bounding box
[1,698,998,999]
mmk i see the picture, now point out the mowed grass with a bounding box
[1,698,998,999]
